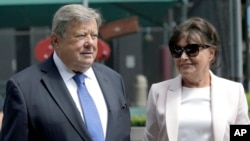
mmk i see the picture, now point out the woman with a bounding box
[143,17,249,141]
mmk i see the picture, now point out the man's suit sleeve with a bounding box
[0,79,29,141]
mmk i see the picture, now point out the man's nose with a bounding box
[84,35,94,45]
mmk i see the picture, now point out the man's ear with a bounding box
[50,32,59,47]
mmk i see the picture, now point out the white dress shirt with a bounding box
[53,53,108,137]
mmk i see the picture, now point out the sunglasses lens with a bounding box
[170,44,201,58]
[185,44,200,57]
[171,46,183,58]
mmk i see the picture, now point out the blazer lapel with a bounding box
[166,75,182,141]
[165,72,227,141]
[40,57,91,141]
[210,72,227,141]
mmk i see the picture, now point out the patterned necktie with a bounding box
[73,74,104,141]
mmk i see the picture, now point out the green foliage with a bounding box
[131,115,146,127]
[246,93,250,118]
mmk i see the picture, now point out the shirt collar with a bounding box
[53,52,95,81]
[84,67,95,81]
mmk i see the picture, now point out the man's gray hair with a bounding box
[51,4,102,37]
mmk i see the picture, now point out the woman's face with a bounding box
[51,19,98,72]
[174,36,215,79]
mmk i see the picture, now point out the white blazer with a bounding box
[143,72,250,141]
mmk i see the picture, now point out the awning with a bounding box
[0,0,179,5]
[0,0,180,28]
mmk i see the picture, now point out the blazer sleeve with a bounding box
[143,84,159,141]
[235,84,250,124]
[0,79,29,141]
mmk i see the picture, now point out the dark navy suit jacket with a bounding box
[0,55,131,141]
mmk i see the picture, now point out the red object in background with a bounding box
[34,37,111,62]
[96,38,111,61]
[34,37,53,61]
[100,16,139,40]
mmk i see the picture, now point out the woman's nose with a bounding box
[180,51,188,59]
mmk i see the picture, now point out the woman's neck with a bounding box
[182,73,211,88]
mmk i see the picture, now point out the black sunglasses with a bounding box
[170,44,211,58]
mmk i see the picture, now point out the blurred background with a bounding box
[0,0,250,112]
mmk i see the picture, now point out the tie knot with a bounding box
[73,73,85,85]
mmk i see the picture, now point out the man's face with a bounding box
[52,19,98,72]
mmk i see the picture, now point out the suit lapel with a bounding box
[40,57,91,141]
[91,64,113,139]
[92,64,126,140]
[166,75,182,141]
[210,73,227,141]
[91,65,112,112]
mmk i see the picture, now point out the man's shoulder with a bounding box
[10,63,41,81]
[92,63,123,81]
[93,63,119,74]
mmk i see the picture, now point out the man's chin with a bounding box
[72,62,93,72]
